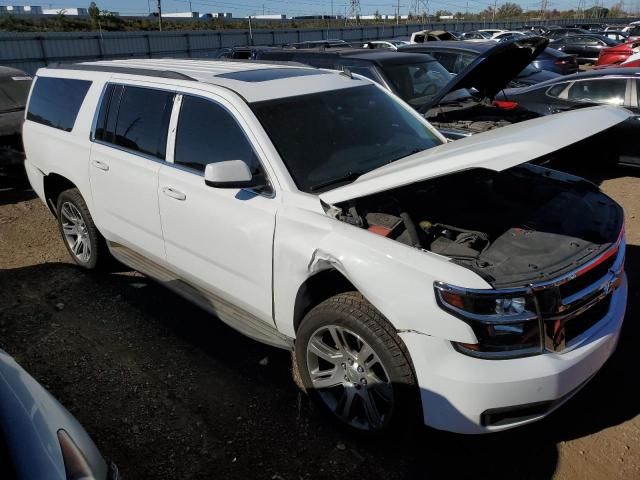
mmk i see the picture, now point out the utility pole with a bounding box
[189,0,192,13]
[492,0,497,21]
[396,0,400,24]
[157,0,162,31]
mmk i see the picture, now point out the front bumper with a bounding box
[399,274,627,434]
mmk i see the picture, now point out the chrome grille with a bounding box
[532,239,625,353]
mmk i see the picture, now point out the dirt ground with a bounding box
[0,163,639,480]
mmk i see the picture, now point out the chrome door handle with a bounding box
[162,187,186,201]
[92,160,109,171]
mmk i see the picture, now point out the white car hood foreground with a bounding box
[320,106,631,205]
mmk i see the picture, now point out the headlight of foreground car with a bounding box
[434,282,542,359]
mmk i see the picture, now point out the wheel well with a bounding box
[43,174,77,216]
[293,269,356,333]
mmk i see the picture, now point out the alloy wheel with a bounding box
[60,201,92,263]
[306,325,394,431]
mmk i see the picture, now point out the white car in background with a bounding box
[362,39,410,51]
[23,59,628,435]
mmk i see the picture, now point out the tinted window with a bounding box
[26,77,91,132]
[252,84,442,193]
[382,60,452,109]
[174,95,261,175]
[0,76,31,112]
[546,83,568,98]
[114,86,174,159]
[429,52,459,73]
[94,84,124,143]
[342,64,382,83]
[567,79,626,105]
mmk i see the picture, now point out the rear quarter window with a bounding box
[26,77,91,132]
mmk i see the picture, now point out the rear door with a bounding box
[89,82,174,262]
[157,91,278,324]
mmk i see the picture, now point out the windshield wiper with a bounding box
[309,171,366,192]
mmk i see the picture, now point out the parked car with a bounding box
[362,39,410,51]
[572,23,607,32]
[601,30,630,42]
[595,40,640,66]
[254,48,455,111]
[460,30,492,41]
[409,30,458,43]
[0,67,31,167]
[497,68,640,167]
[23,59,628,435]
[550,34,621,64]
[490,31,528,41]
[256,37,550,138]
[545,27,590,39]
[399,41,561,87]
[289,39,352,49]
[0,349,118,479]
[531,46,580,75]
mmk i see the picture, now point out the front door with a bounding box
[158,93,278,324]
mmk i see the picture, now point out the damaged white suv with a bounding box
[23,59,627,434]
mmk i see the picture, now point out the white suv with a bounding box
[23,59,628,434]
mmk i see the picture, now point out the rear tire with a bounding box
[294,292,419,434]
[56,188,109,270]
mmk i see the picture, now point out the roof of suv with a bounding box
[46,58,367,103]
[258,47,436,65]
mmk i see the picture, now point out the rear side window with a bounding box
[174,95,261,175]
[546,83,568,98]
[26,77,91,132]
[567,79,626,105]
[94,84,174,159]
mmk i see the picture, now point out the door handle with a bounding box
[162,187,186,201]
[92,159,109,171]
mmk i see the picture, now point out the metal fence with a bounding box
[1,18,637,74]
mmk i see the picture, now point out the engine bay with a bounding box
[333,165,623,287]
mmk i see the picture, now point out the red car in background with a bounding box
[596,40,640,66]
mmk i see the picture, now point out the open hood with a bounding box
[320,106,630,205]
[420,36,549,113]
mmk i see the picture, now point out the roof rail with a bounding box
[46,63,198,81]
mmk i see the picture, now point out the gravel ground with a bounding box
[0,163,639,480]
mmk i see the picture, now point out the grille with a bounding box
[536,241,623,353]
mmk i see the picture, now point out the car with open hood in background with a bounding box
[495,68,640,168]
[398,41,562,86]
[0,349,118,479]
[255,37,550,139]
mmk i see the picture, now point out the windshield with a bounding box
[380,60,452,109]
[0,77,31,112]
[252,85,442,193]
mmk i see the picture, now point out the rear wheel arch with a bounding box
[43,173,77,216]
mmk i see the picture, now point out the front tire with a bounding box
[295,292,419,434]
[56,188,108,269]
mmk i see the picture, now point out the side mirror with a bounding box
[204,160,258,189]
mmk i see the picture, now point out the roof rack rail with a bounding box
[47,63,198,81]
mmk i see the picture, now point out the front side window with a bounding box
[567,79,626,105]
[174,95,262,176]
[252,84,442,193]
[112,86,174,158]
[26,77,91,132]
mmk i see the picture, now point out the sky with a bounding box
[2,0,628,17]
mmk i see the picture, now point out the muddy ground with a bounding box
[0,163,639,480]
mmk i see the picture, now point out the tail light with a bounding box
[494,100,518,110]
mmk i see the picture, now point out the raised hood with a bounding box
[320,106,630,205]
[420,36,549,112]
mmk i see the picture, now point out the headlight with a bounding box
[434,282,543,359]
